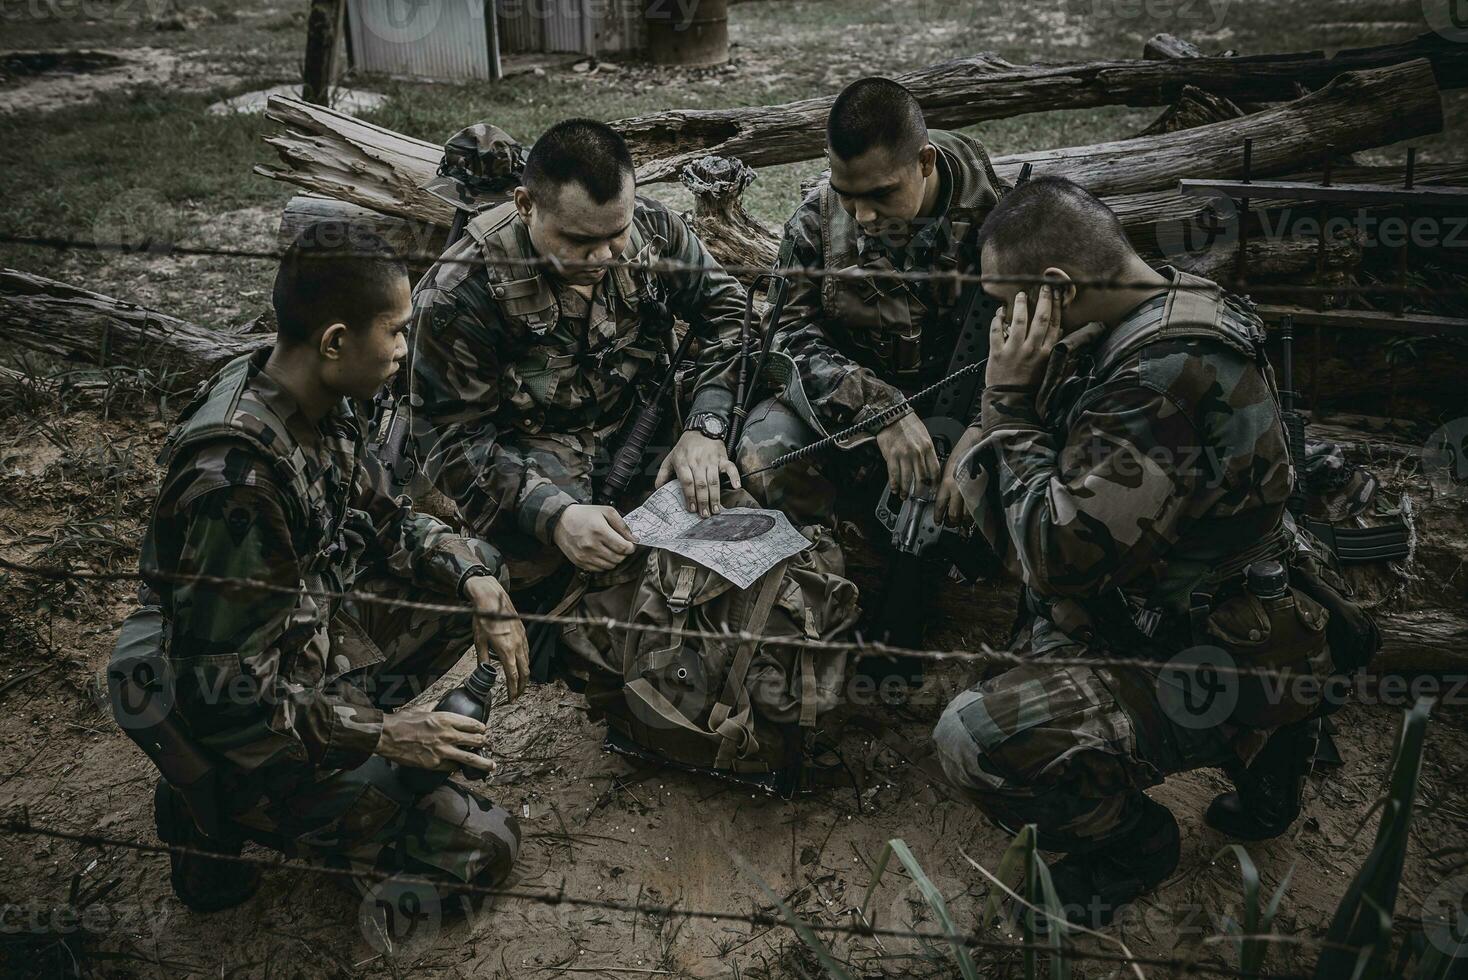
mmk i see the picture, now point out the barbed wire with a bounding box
[0,555,1351,681]
[2,232,1465,300]
[0,816,1327,980]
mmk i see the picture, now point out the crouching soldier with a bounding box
[934,177,1337,927]
[408,118,748,595]
[734,77,1006,655]
[114,226,529,912]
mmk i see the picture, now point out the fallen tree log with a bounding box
[0,269,265,387]
[986,61,1441,197]
[274,157,1466,294]
[258,58,1445,255]
[621,35,1464,182]
[1172,229,1364,285]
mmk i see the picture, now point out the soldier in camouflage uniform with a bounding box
[735,77,1006,533]
[408,119,749,591]
[933,177,1331,926]
[128,226,527,912]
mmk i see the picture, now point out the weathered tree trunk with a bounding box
[259,56,1447,206]
[258,60,1444,271]
[1172,229,1364,284]
[1137,84,1246,137]
[301,0,344,106]
[986,61,1440,197]
[0,269,265,387]
[679,156,779,273]
[618,37,1462,182]
[256,97,457,226]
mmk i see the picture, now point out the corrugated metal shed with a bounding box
[497,0,646,56]
[347,0,500,81]
[345,0,648,82]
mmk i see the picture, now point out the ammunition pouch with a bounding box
[1287,531,1383,709]
[108,606,234,843]
[1195,580,1332,729]
[1301,516,1411,565]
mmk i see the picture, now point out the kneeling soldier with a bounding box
[119,227,528,911]
[734,78,1006,659]
[408,119,748,593]
[934,178,1332,926]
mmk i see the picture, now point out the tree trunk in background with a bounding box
[0,269,266,388]
[301,0,344,106]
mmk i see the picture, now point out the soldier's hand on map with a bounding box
[464,575,530,700]
[657,431,741,519]
[986,285,1062,390]
[935,425,983,527]
[876,411,940,499]
[554,504,638,572]
[377,707,496,773]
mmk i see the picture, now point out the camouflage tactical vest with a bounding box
[156,350,359,583]
[1064,269,1294,607]
[462,201,673,440]
[1049,274,1338,729]
[816,130,1004,384]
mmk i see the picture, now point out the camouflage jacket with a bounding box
[139,350,502,772]
[773,130,1004,437]
[956,269,1293,621]
[409,196,748,542]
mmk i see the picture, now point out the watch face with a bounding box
[702,416,726,437]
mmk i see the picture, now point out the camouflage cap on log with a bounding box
[421,122,527,213]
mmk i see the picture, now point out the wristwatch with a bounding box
[685,412,728,441]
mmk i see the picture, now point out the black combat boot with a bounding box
[1205,718,1318,840]
[1043,795,1181,929]
[153,779,259,912]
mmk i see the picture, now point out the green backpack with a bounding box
[557,494,859,786]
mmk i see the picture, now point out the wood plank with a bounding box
[1180,178,1468,209]
[1257,304,1468,337]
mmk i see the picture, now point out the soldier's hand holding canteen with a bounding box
[875,411,940,500]
[376,707,496,773]
[986,285,1062,390]
[553,503,638,572]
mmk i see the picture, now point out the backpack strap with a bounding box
[708,560,789,768]
[1091,270,1261,381]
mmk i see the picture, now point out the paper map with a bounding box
[623,482,813,589]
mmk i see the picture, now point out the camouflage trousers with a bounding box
[735,396,885,530]
[226,575,521,886]
[933,617,1242,854]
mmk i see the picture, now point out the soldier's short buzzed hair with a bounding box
[979,176,1132,283]
[522,118,635,206]
[272,222,407,347]
[827,77,928,161]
